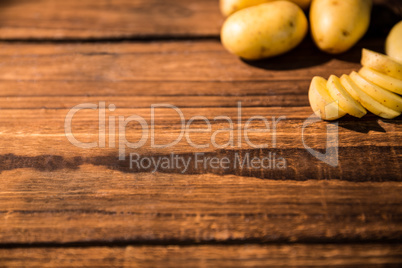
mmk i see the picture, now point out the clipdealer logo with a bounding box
[302,112,339,167]
[64,101,339,171]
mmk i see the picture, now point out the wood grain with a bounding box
[0,37,400,247]
[0,0,222,40]
[0,0,401,265]
[0,41,399,183]
[0,0,398,40]
[0,107,400,179]
[0,167,401,244]
[0,40,363,83]
[0,38,386,109]
[1,244,402,267]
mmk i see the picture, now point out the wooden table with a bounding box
[0,0,401,266]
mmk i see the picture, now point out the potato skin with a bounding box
[220,1,308,60]
[310,0,372,54]
[386,21,402,63]
[219,0,311,17]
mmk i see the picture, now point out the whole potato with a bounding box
[386,21,402,63]
[310,0,372,54]
[221,1,308,60]
[220,0,311,17]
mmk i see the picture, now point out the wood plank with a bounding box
[0,80,311,97]
[0,1,400,253]
[0,167,401,244]
[0,106,401,164]
[0,95,309,109]
[1,244,401,267]
[0,0,222,39]
[0,0,398,40]
[0,41,399,183]
[0,38,387,111]
[0,39,381,84]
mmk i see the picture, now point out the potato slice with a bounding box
[308,76,346,120]
[326,75,367,118]
[349,71,402,112]
[341,75,400,119]
[359,66,402,95]
[361,49,402,80]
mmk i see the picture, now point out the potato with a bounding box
[308,76,346,120]
[361,49,402,80]
[219,0,311,17]
[386,21,402,63]
[221,1,308,60]
[310,0,372,54]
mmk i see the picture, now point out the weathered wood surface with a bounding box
[0,0,398,40]
[1,244,402,267]
[0,40,369,83]
[0,0,401,266]
[0,41,400,178]
[0,0,222,40]
[0,39,401,265]
[1,168,402,244]
[0,39,388,109]
[0,107,401,178]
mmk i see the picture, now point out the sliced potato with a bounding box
[358,67,402,95]
[349,71,402,112]
[340,75,400,119]
[308,76,346,120]
[327,75,366,118]
[361,49,402,80]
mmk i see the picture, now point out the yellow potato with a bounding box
[221,1,308,60]
[308,76,346,120]
[359,67,402,95]
[327,75,366,118]
[361,49,402,80]
[310,0,372,54]
[219,0,311,17]
[340,75,400,119]
[350,71,402,112]
[386,21,402,63]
